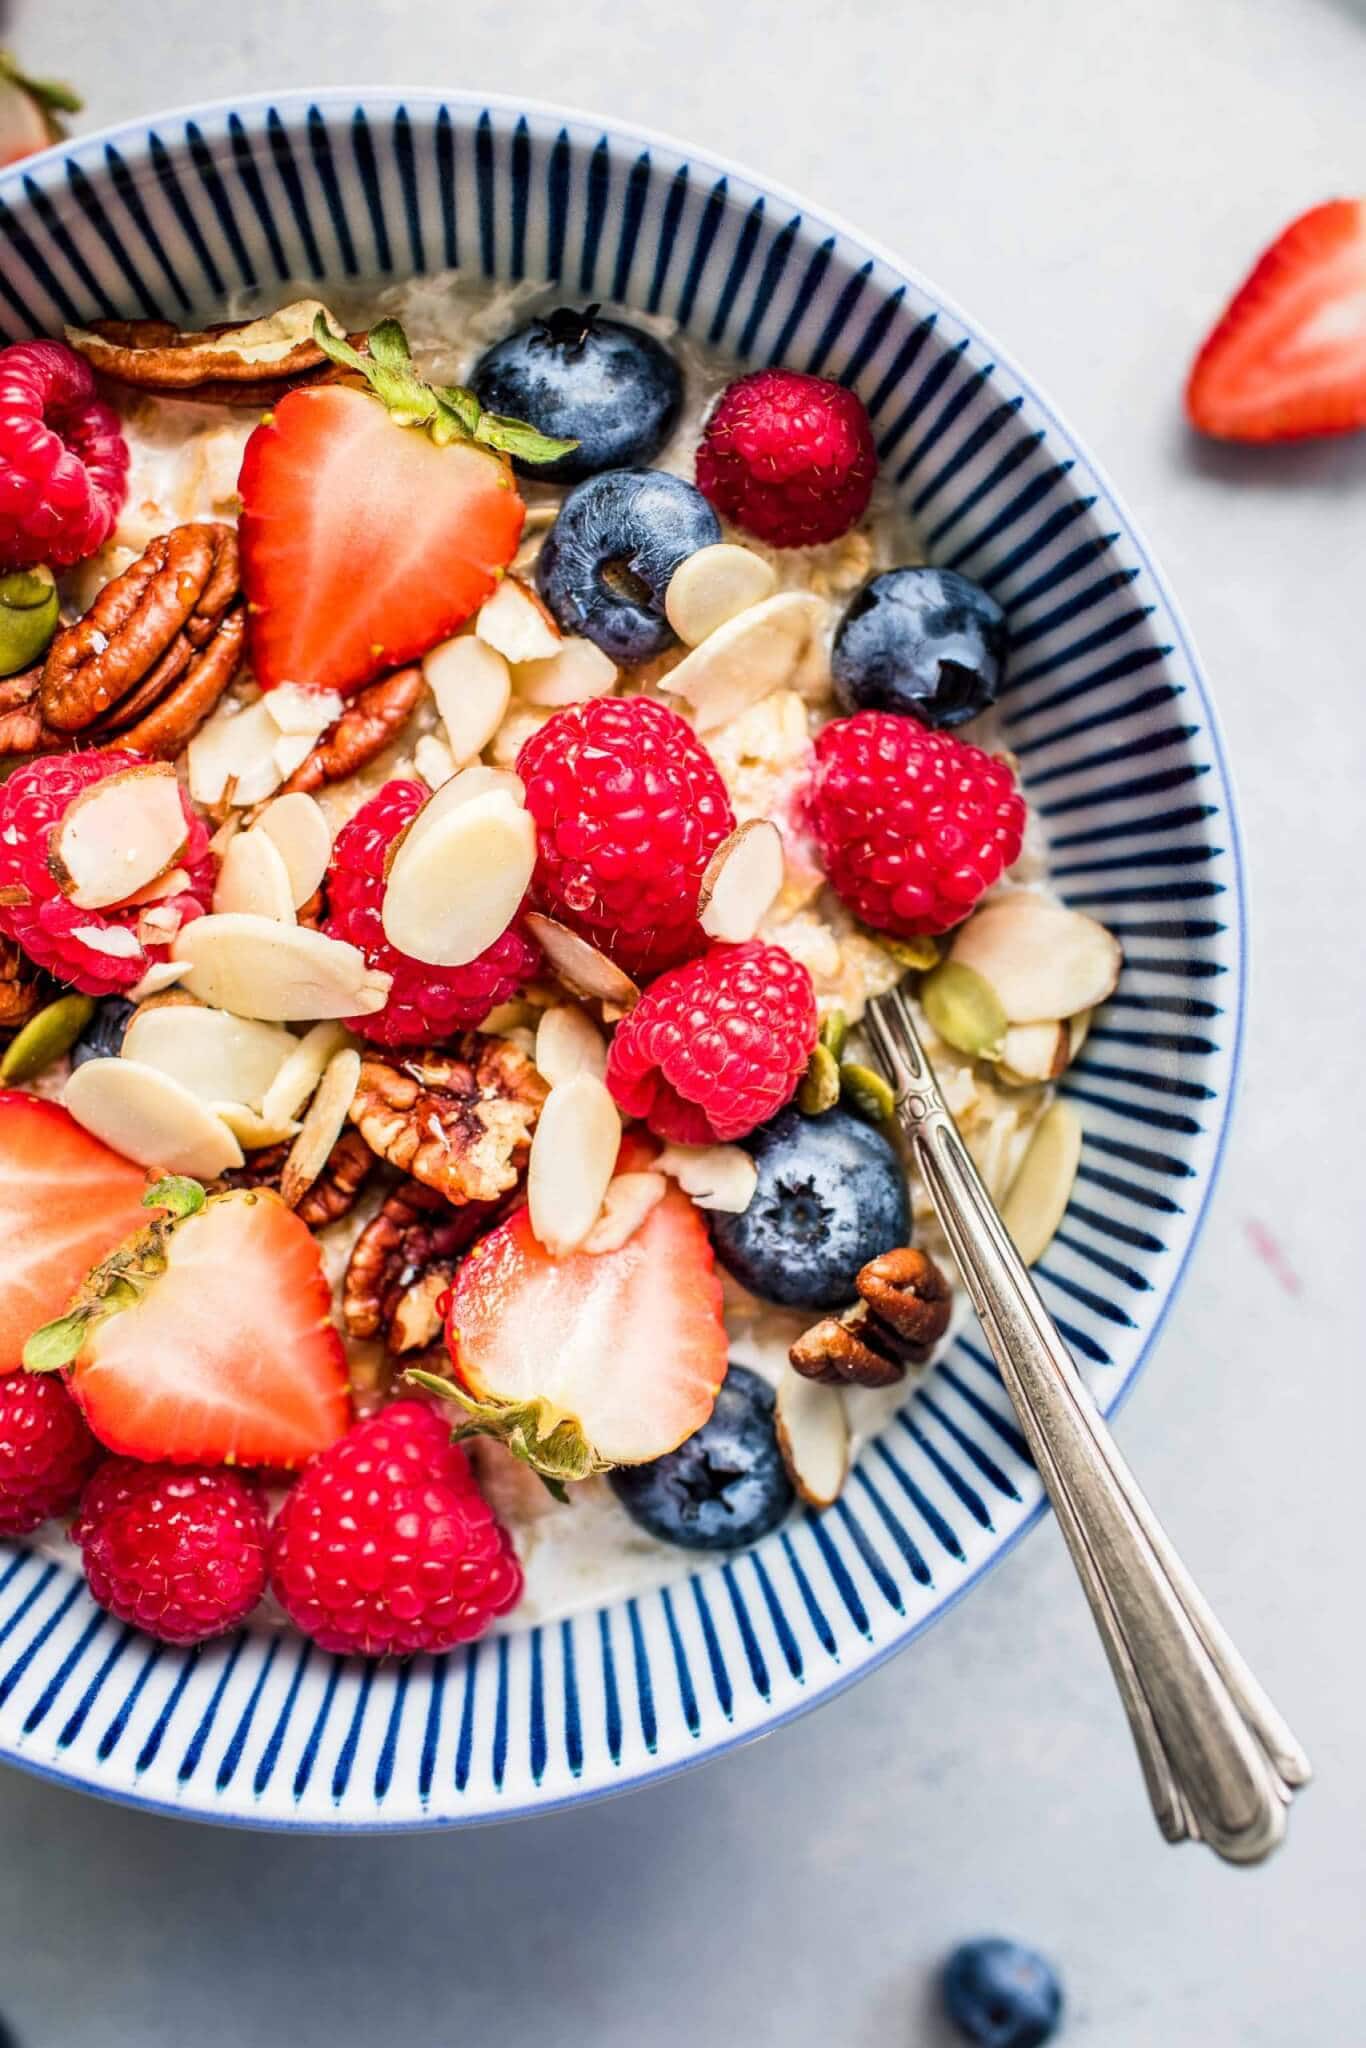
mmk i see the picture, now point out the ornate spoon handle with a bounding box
[866,986,1310,1864]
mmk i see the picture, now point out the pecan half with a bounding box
[789,1246,952,1388]
[0,667,58,756]
[39,524,243,747]
[342,1180,499,1347]
[0,938,40,1029]
[214,1127,373,1231]
[66,304,369,406]
[349,1039,547,1206]
[281,665,425,793]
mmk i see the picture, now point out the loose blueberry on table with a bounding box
[0,276,1119,1652]
[942,1938,1064,2048]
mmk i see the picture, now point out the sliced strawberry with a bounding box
[437,1188,729,1485]
[1186,198,1366,441]
[27,1186,349,1468]
[0,1092,149,1368]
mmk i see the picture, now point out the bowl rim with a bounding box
[0,86,1248,1830]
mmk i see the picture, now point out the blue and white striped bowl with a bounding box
[0,92,1244,1831]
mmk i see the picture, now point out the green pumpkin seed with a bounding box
[0,566,60,678]
[0,992,94,1083]
[920,960,1008,1061]
[817,1007,847,1063]
[877,933,941,973]
[797,1041,841,1116]
[839,1060,896,1125]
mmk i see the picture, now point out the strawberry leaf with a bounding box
[404,1368,593,1492]
[473,411,581,464]
[22,1308,91,1373]
[144,1175,205,1219]
[0,50,81,119]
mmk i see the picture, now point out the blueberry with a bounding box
[609,1365,793,1550]
[942,1939,1063,2048]
[711,1106,909,1310]
[69,995,135,1068]
[832,566,1007,728]
[470,305,683,484]
[536,468,721,664]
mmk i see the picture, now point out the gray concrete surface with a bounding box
[0,0,1362,2040]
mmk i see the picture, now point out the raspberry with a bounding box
[72,1459,269,1645]
[0,340,129,571]
[323,779,539,1046]
[516,696,734,978]
[696,369,877,548]
[268,1400,523,1656]
[0,1369,100,1537]
[0,750,212,994]
[807,710,1026,937]
[606,940,817,1144]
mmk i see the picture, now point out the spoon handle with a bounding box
[866,986,1310,1864]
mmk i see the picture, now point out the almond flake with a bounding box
[122,1002,297,1111]
[999,1019,1069,1085]
[413,734,457,790]
[115,865,192,910]
[64,1057,245,1177]
[950,899,1122,1023]
[213,826,297,922]
[254,793,332,908]
[382,789,535,968]
[187,699,283,808]
[476,576,562,664]
[1001,1101,1083,1266]
[523,913,641,1010]
[775,1367,849,1508]
[513,635,617,709]
[534,1003,607,1086]
[260,1021,351,1126]
[125,960,190,1002]
[658,592,828,732]
[135,903,183,949]
[697,818,784,942]
[269,733,316,790]
[423,635,511,768]
[527,1072,621,1256]
[263,683,346,737]
[664,543,777,647]
[177,914,391,1022]
[50,764,187,911]
[384,763,526,877]
[654,1141,757,1213]
[71,925,143,962]
[280,1047,361,1208]
[211,1101,301,1148]
[582,1171,668,1253]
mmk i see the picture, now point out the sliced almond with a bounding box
[64,1058,244,1177]
[476,576,563,664]
[513,635,617,709]
[112,864,192,911]
[414,733,457,790]
[122,1002,296,1111]
[262,684,345,737]
[697,818,784,943]
[1001,1101,1083,1267]
[534,1003,607,1086]
[654,1141,758,1214]
[382,789,536,968]
[187,699,284,808]
[1068,1010,1092,1062]
[999,1019,1069,1086]
[423,634,512,768]
[526,1072,621,1256]
[775,1367,849,1508]
[254,793,332,909]
[49,764,187,911]
[523,913,640,1010]
[211,1101,301,1149]
[177,914,391,1021]
[268,731,317,791]
[260,1020,350,1126]
[582,1171,668,1254]
[280,1046,362,1208]
[213,826,297,923]
[126,959,190,1002]
[664,543,778,647]
[657,592,827,733]
[950,899,1122,1024]
[70,925,143,963]
[385,762,527,876]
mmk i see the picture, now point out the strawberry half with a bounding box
[419,1186,729,1489]
[1186,198,1366,442]
[25,1181,349,1469]
[0,1092,149,1368]
[239,316,576,695]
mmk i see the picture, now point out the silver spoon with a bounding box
[865,982,1310,1864]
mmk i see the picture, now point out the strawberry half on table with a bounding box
[238,315,577,695]
[1186,197,1366,442]
[24,1178,350,1469]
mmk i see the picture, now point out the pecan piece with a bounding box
[789,1246,952,1388]
[342,1180,498,1348]
[281,665,425,793]
[40,523,243,739]
[0,938,40,1029]
[0,667,58,756]
[214,1127,373,1231]
[65,304,369,405]
[349,1039,547,1205]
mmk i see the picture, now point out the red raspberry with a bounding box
[0,750,212,994]
[72,1459,269,1645]
[807,710,1026,937]
[606,939,817,1144]
[696,368,877,548]
[0,1369,101,1537]
[268,1400,523,1657]
[516,696,734,979]
[323,779,539,1046]
[0,341,129,570]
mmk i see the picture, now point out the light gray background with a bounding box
[1,1,1363,2041]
